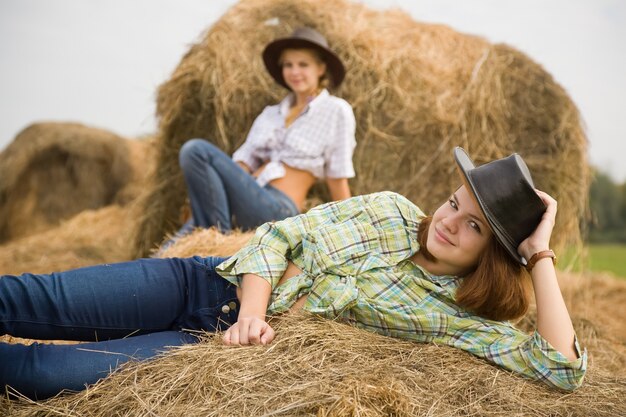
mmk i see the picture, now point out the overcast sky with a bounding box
[1,0,625,181]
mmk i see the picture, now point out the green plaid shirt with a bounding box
[217,191,587,391]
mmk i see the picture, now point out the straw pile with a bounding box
[132,0,588,257]
[0,204,137,276]
[1,306,624,416]
[0,122,153,243]
[2,230,625,416]
[0,0,605,414]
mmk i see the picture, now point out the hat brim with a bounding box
[453,147,526,265]
[262,38,345,90]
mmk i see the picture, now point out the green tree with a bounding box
[620,182,626,229]
[588,170,626,242]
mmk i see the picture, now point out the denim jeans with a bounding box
[179,139,299,232]
[0,256,237,400]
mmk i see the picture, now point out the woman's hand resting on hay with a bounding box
[223,315,276,345]
[223,273,276,345]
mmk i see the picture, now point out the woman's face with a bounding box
[280,49,326,95]
[425,185,493,276]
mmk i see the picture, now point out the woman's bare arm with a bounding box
[236,161,252,174]
[326,177,351,201]
[518,190,578,361]
[223,273,274,345]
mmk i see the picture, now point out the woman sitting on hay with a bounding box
[172,26,356,239]
[0,147,586,399]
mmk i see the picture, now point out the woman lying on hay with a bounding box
[0,147,586,399]
[169,26,356,243]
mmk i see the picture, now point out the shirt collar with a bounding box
[406,256,461,286]
[278,89,329,116]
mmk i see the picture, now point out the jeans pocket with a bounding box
[179,257,238,333]
[186,298,239,333]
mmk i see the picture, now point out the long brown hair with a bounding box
[418,216,531,321]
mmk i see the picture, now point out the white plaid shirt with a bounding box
[232,89,356,186]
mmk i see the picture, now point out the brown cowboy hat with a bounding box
[262,27,346,90]
[453,147,547,266]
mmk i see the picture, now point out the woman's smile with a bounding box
[417,185,492,276]
[434,226,454,245]
[280,49,326,98]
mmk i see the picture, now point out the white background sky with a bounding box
[1,0,625,181]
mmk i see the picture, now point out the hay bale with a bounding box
[0,204,136,275]
[1,312,624,416]
[2,231,625,415]
[156,227,254,258]
[132,0,588,257]
[0,122,154,243]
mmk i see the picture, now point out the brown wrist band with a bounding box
[525,250,557,272]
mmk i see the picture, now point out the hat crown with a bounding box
[454,147,546,265]
[289,27,329,49]
[262,26,346,89]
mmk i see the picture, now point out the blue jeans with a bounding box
[0,256,237,400]
[179,139,299,232]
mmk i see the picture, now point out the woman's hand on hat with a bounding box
[223,315,276,346]
[518,190,557,261]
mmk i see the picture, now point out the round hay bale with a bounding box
[0,204,136,275]
[156,227,255,259]
[0,122,154,243]
[132,0,588,257]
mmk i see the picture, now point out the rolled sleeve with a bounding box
[325,101,356,179]
[217,244,288,289]
[216,203,330,288]
[216,194,405,291]
[216,222,292,289]
[232,107,274,172]
[448,322,587,391]
[514,331,587,391]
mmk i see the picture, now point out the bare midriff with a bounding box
[252,162,316,212]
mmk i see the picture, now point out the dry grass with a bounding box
[157,227,255,258]
[1,312,624,417]
[1,228,626,416]
[0,122,155,243]
[0,0,603,414]
[132,0,588,258]
[0,204,136,275]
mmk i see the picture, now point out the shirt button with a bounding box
[221,304,230,314]
[228,301,238,311]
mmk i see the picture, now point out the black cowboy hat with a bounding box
[262,27,345,90]
[453,147,546,266]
